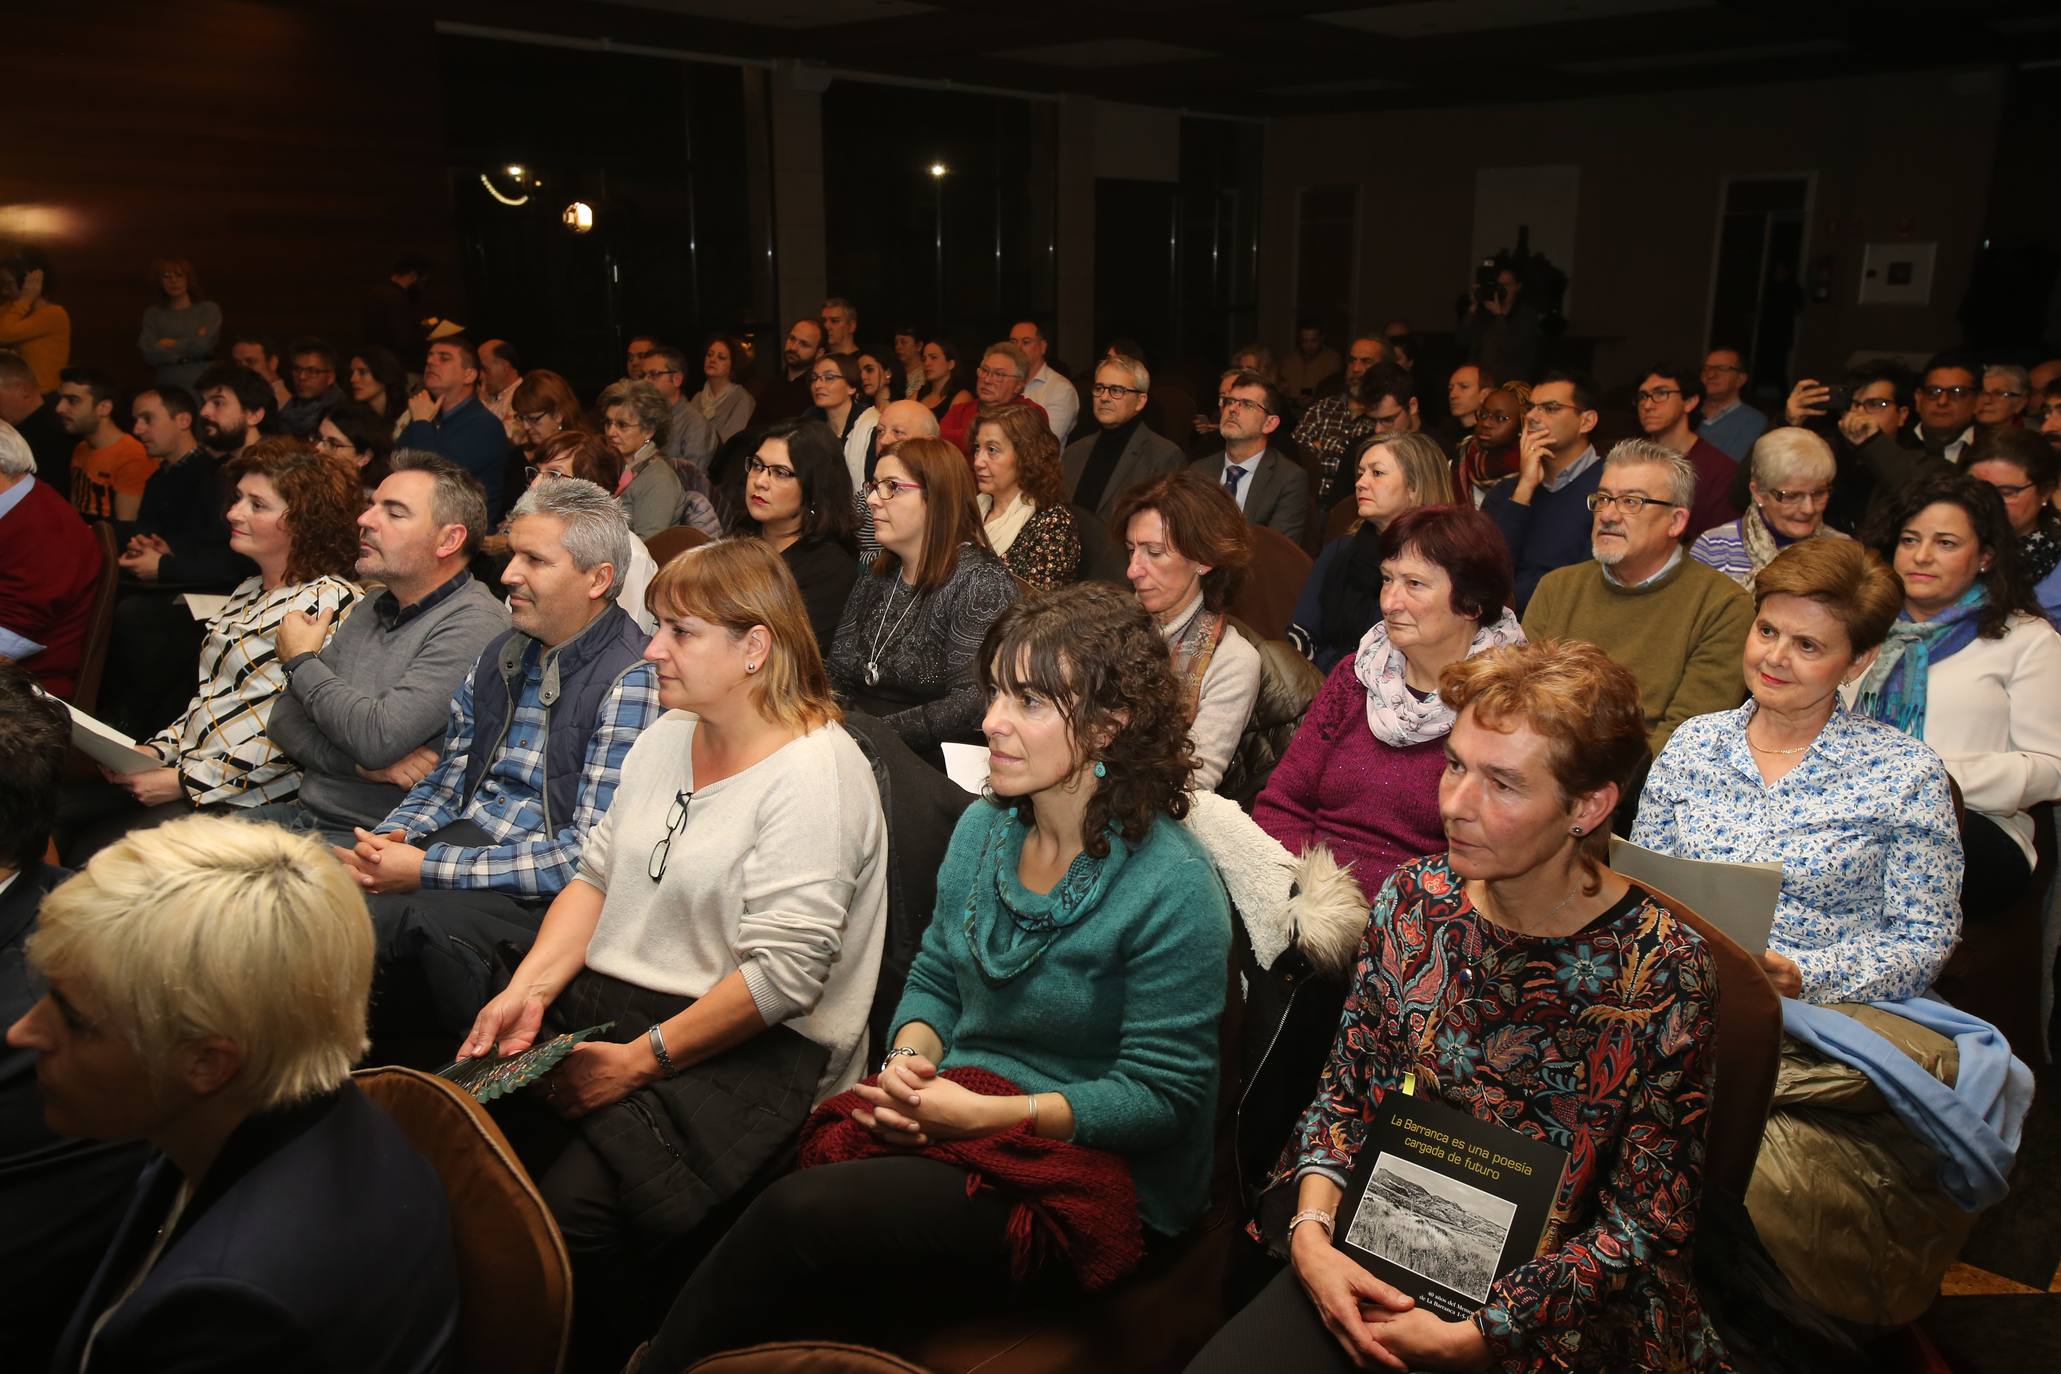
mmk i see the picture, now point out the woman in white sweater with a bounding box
[455,537,889,1360]
[1854,473,2061,917]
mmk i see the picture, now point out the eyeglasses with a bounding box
[641,366,680,379]
[1762,486,1833,507]
[975,365,1022,382]
[1476,409,1516,425]
[1983,389,2027,401]
[1368,409,1408,430]
[747,456,798,482]
[1090,382,1142,398]
[1634,388,1682,404]
[648,789,692,882]
[809,371,847,385]
[515,408,554,427]
[524,464,568,484]
[1918,385,1978,401]
[1220,395,1273,416]
[1983,479,2037,499]
[1585,492,1679,514]
[1850,397,1898,413]
[312,435,356,455]
[1524,401,1584,417]
[862,476,924,501]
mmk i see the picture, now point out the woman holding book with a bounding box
[1191,639,1728,1373]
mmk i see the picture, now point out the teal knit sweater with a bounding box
[892,801,1233,1237]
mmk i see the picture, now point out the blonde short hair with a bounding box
[648,537,841,733]
[27,816,374,1110]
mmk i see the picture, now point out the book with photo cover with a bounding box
[434,1023,614,1103]
[1334,1089,1569,1323]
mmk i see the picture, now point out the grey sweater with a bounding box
[270,574,508,828]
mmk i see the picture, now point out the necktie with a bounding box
[1223,465,1247,501]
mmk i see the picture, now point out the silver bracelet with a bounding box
[647,1023,679,1078]
[880,1046,920,1074]
[1287,1208,1335,1240]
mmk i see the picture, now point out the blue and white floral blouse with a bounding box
[1631,701,1963,1004]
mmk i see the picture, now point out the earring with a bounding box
[1570,825,1584,836]
[745,661,759,675]
[1093,760,1107,779]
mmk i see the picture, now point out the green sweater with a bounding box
[1523,551,1750,755]
[892,802,1232,1237]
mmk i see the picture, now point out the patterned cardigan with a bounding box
[1281,855,1729,1373]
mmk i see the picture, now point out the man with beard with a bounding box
[194,361,269,458]
[1521,438,1749,755]
[116,386,244,591]
[750,318,826,425]
[55,368,153,524]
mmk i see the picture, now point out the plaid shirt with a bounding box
[1291,394,1376,506]
[151,574,360,807]
[380,649,661,897]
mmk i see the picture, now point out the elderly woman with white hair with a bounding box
[600,379,720,540]
[1690,425,1846,589]
[7,815,460,1371]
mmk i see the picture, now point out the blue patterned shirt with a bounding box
[1630,701,1963,1004]
[379,653,660,897]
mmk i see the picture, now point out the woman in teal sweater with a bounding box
[635,582,1233,1367]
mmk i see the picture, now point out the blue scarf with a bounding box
[1853,586,1987,737]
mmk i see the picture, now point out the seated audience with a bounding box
[2040,376,2061,452]
[230,332,290,410]
[1010,317,1078,442]
[456,538,889,1370]
[856,349,899,414]
[1633,539,1961,1001]
[137,257,220,391]
[1689,426,1847,590]
[1193,639,1725,1374]
[820,295,860,355]
[1261,504,1521,885]
[1965,427,2061,625]
[58,366,155,523]
[8,814,459,1371]
[400,335,512,515]
[1977,363,2032,431]
[1357,361,1424,446]
[1907,351,1983,463]
[0,666,148,1370]
[1282,319,1341,404]
[634,583,1231,1370]
[692,334,756,443]
[634,343,718,472]
[803,351,880,489]
[346,346,412,435]
[1114,473,1260,791]
[59,439,363,860]
[510,368,584,463]
[314,398,397,495]
[477,338,524,442]
[1523,439,1750,755]
[1289,371,1376,512]
[194,360,268,460]
[750,317,825,425]
[1855,473,2061,916]
[941,342,1046,456]
[827,436,1020,768]
[1453,380,1525,506]
[1191,371,1310,544]
[1633,361,1739,539]
[601,379,718,540]
[276,336,344,438]
[737,418,861,652]
[0,348,75,499]
[1780,360,1917,532]
[973,402,1080,590]
[0,422,101,698]
[1438,363,1490,449]
[341,477,659,1025]
[1694,346,1766,464]
[852,400,942,560]
[1482,371,1605,612]
[915,337,973,422]
[892,326,924,399]
[1062,352,1186,527]
[503,430,659,631]
[259,453,507,842]
[1288,432,1456,671]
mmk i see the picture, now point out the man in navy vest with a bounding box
[337,477,659,1027]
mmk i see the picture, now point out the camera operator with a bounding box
[1458,262,1541,386]
[1768,361,1918,533]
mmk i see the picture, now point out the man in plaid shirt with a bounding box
[335,479,659,1026]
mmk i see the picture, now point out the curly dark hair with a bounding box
[222,437,363,584]
[972,403,1065,509]
[977,583,1194,859]
[1863,471,2039,640]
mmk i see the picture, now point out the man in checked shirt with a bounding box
[335,478,660,1029]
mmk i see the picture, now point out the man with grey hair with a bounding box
[338,475,660,1027]
[819,297,859,356]
[0,419,102,699]
[941,340,1046,455]
[1062,354,1185,525]
[255,451,509,842]
[633,343,717,472]
[1522,437,1751,755]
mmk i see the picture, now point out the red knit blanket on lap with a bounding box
[798,1066,1144,1292]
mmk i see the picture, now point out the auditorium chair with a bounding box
[1214,620,1323,812]
[69,521,123,716]
[646,524,713,567]
[352,1066,573,1374]
[1934,795,2057,1063]
[1321,493,1357,546]
[1068,505,1128,588]
[1225,525,1311,643]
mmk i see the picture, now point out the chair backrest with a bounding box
[352,1066,572,1374]
[646,524,712,567]
[684,1341,932,1374]
[1225,524,1312,643]
[1068,505,1128,588]
[1627,885,1782,1195]
[70,521,122,714]
[1322,495,1357,545]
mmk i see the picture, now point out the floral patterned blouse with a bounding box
[1284,856,1728,1373]
[997,503,1081,591]
[1630,701,1962,1004]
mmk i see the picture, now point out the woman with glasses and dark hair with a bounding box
[138,257,220,391]
[510,369,585,462]
[692,335,756,444]
[827,436,1020,769]
[345,347,413,439]
[915,338,973,421]
[1855,472,2061,918]
[455,537,889,1370]
[1690,426,1847,590]
[737,418,861,652]
[1966,427,2061,627]
[804,352,880,492]
[314,399,396,495]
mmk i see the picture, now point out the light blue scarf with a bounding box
[1853,586,1986,738]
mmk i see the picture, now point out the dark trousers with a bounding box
[1184,1265,1355,1374]
[102,589,206,740]
[55,779,196,865]
[639,1156,1024,1372]
[1961,810,2034,921]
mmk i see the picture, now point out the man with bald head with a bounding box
[856,399,941,558]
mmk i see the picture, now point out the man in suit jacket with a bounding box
[1189,370,1310,544]
[1062,354,1187,525]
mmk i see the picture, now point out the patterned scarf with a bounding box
[1353,608,1527,746]
[2020,515,2061,587]
[1853,585,1988,738]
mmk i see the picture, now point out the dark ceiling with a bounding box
[429,0,2061,115]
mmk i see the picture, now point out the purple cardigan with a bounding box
[1252,658,1447,894]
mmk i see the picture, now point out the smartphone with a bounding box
[1823,384,1851,413]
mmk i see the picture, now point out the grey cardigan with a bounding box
[619,446,687,539]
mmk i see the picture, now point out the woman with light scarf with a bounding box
[1853,473,2061,919]
[1690,425,1847,591]
[1256,505,1523,890]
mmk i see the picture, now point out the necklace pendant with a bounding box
[864,661,880,687]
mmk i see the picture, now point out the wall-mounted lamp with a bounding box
[563,200,595,233]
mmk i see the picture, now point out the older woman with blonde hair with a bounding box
[1290,431,1459,670]
[1195,639,1729,1374]
[1690,426,1846,589]
[972,402,1081,589]
[9,815,459,1371]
